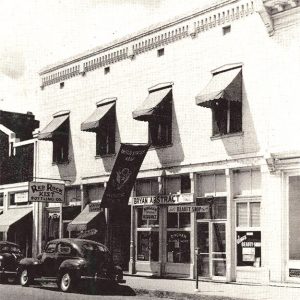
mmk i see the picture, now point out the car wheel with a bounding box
[20,269,32,287]
[59,272,74,292]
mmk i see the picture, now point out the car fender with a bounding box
[58,258,85,275]
[18,258,41,275]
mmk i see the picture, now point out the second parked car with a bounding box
[18,238,124,292]
[0,241,23,283]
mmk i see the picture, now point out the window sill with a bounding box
[52,160,69,166]
[210,131,244,141]
[149,143,173,150]
[95,153,116,159]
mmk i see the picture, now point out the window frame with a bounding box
[52,135,69,164]
[95,105,116,157]
[148,118,172,147]
[235,198,261,268]
[211,100,242,137]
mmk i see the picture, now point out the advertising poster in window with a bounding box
[142,206,158,220]
[237,231,261,267]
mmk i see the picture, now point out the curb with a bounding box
[133,287,250,300]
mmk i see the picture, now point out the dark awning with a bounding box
[38,111,70,140]
[0,208,32,232]
[81,98,116,132]
[132,83,172,121]
[67,204,101,232]
[195,67,242,108]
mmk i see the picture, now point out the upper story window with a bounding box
[195,63,243,137]
[38,110,70,164]
[132,82,173,147]
[81,98,116,157]
[9,192,31,206]
[0,193,3,206]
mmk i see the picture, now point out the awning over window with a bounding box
[81,98,116,132]
[67,204,102,232]
[195,66,242,108]
[132,83,173,121]
[38,111,70,140]
[0,207,32,232]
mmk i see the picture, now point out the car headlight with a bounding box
[0,255,3,260]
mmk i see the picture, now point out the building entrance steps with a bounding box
[124,274,300,300]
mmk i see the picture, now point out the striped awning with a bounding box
[132,84,172,121]
[196,67,242,108]
[0,208,32,232]
[38,111,69,140]
[81,98,116,132]
[67,204,101,232]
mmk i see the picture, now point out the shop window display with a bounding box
[167,211,191,263]
[136,207,159,262]
[167,231,190,263]
[236,201,261,267]
[137,231,159,261]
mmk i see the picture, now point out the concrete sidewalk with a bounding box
[124,275,300,300]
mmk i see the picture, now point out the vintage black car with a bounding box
[0,241,23,283]
[18,238,124,292]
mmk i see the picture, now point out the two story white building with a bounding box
[34,0,300,284]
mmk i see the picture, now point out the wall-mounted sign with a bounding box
[289,269,300,278]
[142,206,158,220]
[15,192,28,203]
[129,193,194,206]
[29,182,65,203]
[77,228,98,239]
[89,202,102,212]
[168,205,208,213]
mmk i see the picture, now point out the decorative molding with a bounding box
[263,0,299,14]
[40,0,257,88]
[257,1,275,35]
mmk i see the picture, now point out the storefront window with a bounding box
[196,197,227,220]
[167,212,190,228]
[167,232,190,263]
[137,207,159,228]
[136,207,159,262]
[236,200,261,267]
[289,176,300,260]
[137,231,159,261]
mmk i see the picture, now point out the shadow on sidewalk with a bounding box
[38,282,136,296]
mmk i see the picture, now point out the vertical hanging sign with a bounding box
[101,143,149,208]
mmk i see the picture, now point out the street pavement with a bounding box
[0,282,172,300]
[124,275,300,300]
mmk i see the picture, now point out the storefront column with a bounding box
[80,183,84,210]
[158,175,165,276]
[190,172,196,279]
[129,187,136,274]
[225,168,235,282]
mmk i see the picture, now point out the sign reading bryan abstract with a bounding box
[29,181,65,203]
[101,143,150,208]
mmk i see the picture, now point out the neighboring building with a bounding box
[0,110,39,257]
[35,0,300,285]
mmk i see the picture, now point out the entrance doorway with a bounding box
[197,221,226,279]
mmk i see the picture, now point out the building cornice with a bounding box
[39,0,238,76]
[40,0,258,89]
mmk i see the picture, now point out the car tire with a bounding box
[20,269,32,287]
[59,272,74,293]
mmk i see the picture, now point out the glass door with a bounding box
[197,221,226,279]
